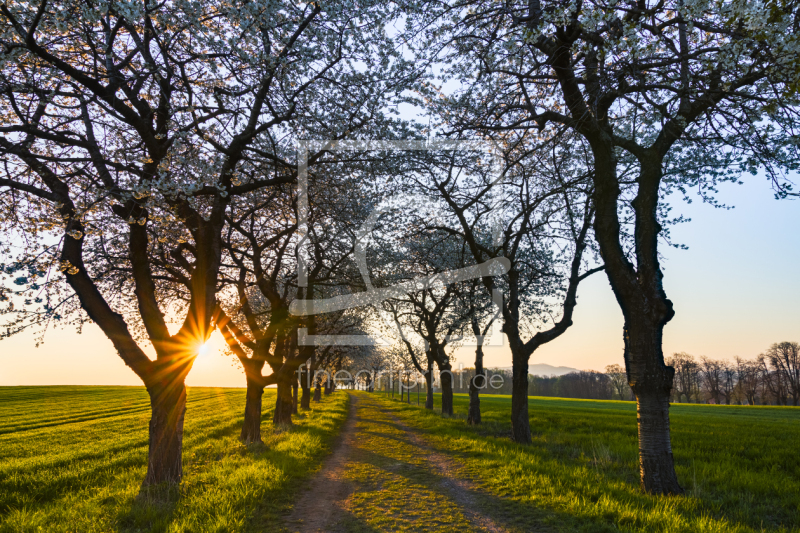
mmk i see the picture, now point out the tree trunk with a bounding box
[510,355,531,443]
[424,369,434,410]
[467,381,481,424]
[635,389,683,494]
[313,382,322,402]
[626,321,684,495]
[273,380,293,426]
[468,345,485,425]
[300,368,311,410]
[292,379,299,415]
[240,379,264,444]
[439,363,454,416]
[144,382,187,485]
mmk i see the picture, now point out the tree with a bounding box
[214,182,299,442]
[605,364,632,401]
[218,152,397,433]
[382,231,475,415]
[667,352,700,404]
[466,280,500,424]
[0,0,406,485]
[735,356,761,406]
[699,356,723,404]
[413,0,800,494]
[720,361,737,405]
[406,140,599,443]
[766,341,800,406]
[557,371,613,399]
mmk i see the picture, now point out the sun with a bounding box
[197,341,211,357]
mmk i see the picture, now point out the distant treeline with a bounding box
[432,341,799,405]
[666,342,799,406]
[442,368,616,400]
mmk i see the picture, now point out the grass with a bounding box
[375,391,800,533]
[0,386,349,533]
[332,394,480,532]
[2,386,797,533]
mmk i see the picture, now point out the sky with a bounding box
[470,174,800,372]
[1,171,798,387]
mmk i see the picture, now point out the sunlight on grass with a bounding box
[0,386,348,533]
[375,392,800,533]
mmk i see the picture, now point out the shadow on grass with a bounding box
[117,483,182,533]
[332,511,398,533]
[377,392,800,533]
[340,396,567,532]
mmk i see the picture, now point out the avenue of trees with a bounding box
[1,0,798,499]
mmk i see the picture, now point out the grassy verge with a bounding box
[0,386,349,533]
[376,391,800,533]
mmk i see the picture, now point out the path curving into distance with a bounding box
[285,392,516,533]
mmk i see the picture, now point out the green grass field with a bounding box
[378,392,800,533]
[1,387,797,532]
[0,386,349,533]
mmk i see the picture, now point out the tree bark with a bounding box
[292,378,299,415]
[424,369,434,410]
[439,362,454,416]
[144,382,187,485]
[240,378,264,444]
[273,380,293,426]
[510,355,531,443]
[586,141,684,494]
[467,345,485,425]
[300,368,312,410]
[625,321,684,495]
[313,382,322,402]
[635,389,682,494]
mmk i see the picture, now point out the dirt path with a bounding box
[284,395,360,532]
[284,392,512,533]
[383,408,510,533]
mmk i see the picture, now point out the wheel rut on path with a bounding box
[379,405,510,533]
[284,392,514,533]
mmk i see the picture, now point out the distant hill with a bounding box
[488,364,581,377]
